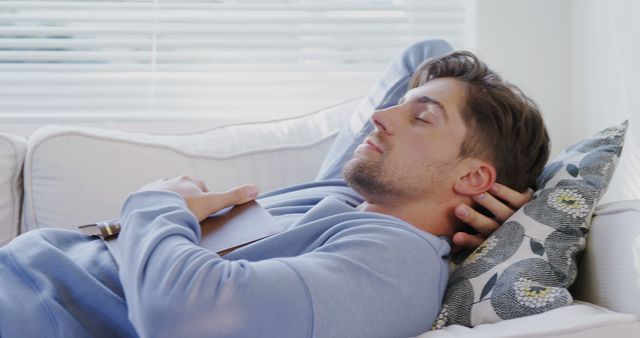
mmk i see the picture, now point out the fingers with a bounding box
[468,184,535,223]
[454,204,500,235]
[225,184,260,202]
[194,178,209,193]
[452,232,486,250]
[471,192,514,222]
[489,183,534,209]
[205,184,259,210]
[452,184,535,252]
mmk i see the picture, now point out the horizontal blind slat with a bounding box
[0,23,464,35]
[0,84,376,96]
[0,1,462,11]
[0,51,427,62]
[0,37,416,49]
[0,12,464,23]
[0,71,379,82]
[0,63,393,72]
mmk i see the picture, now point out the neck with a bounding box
[358,195,462,238]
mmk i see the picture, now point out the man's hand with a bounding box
[138,175,260,222]
[452,182,534,252]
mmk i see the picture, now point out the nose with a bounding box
[370,106,396,135]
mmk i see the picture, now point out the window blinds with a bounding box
[0,0,468,122]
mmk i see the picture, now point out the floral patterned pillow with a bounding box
[432,121,627,328]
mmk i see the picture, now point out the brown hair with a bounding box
[409,51,550,192]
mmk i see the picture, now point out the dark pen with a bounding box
[78,219,121,238]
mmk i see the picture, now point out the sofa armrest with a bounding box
[572,200,640,317]
[0,133,26,245]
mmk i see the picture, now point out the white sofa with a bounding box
[1,100,639,337]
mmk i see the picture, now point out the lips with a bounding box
[365,139,383,153]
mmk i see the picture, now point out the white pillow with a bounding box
[0,133,26,245]
[572,200,640,317]
[415,301,638,338]
[21,100,357,232]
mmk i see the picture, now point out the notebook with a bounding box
[199,200,285,255]
[82,201,285,265]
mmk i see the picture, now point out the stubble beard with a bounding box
[343,151,457,206]
[343,154,407,204]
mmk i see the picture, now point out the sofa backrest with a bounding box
[21,99,357,232]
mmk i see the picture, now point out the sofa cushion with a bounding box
[434,122,627,328]
[573,199,640,317]
[21,100,357,232]
[0,133,26,245]
[416,301,638,338]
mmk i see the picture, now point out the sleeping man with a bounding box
[0,50,549,338]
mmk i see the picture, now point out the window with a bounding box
[0,0,468,122]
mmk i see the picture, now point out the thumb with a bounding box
[191,184,260,221]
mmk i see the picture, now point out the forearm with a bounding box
[116,191,311,338]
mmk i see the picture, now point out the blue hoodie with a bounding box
[0,180,449,338]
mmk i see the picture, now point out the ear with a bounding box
[453,159,497,196]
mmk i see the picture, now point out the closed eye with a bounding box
[418,96,449,122]
[415,116,430,124]
[416,111,434,124]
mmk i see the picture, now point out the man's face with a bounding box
[343,77,469,205]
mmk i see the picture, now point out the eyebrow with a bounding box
[419,96,449,122]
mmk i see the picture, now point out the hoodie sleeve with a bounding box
[116,190,313,338]
[116,190,449,338]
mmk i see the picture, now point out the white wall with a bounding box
[470,0,640,202]
[571,0,640,203]
[469,0,632,151]
[570,0,627,139]
[469,0,572,157]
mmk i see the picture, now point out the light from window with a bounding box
[0,0,468,122]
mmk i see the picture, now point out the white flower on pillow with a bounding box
[514,278,563,308]
[601,162,612,175]
[463,236,499,266]
[547,189,589,218]
[595,125,625,140]
[431,305,448,330]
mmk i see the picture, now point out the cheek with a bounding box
[417,141,461,167]
[447,125,467,151]
[408,134,454,158]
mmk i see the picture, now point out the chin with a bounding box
[343,162,404,203]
